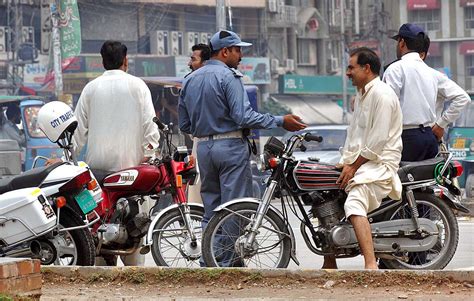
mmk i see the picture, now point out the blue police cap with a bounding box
[391,23,425,40]
[209,30,252,51]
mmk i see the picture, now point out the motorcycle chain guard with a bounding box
[330,218,438,252]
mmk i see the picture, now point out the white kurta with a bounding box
[73,70,160,171]
[341,77,403,201]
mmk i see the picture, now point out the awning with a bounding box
[459,41,474,55]
[460,0,474,7]
[270,95,345,125]
[407,0,440,10]
[428,42,441,56]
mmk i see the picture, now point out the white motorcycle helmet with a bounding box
[38,101,78,143]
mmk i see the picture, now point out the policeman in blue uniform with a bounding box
[179,30,306,266]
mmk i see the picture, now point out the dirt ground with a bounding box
[39,269,474,300]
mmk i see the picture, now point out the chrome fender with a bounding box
[214,197,299,265]
[144,203,205,246]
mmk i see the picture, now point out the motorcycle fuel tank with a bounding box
[292,161,341,191]
[102,165,162,193]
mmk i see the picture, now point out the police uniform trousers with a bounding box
[401,126,438,161]
[197,137,252,267]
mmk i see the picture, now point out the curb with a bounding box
[42,266,474,284]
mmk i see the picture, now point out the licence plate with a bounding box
[75,189,97,214]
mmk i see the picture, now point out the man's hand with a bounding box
[336,156,368,189]
[432,124,444,141]
[336,164,358,189]
[282,114,307,132]
[45,158,62,166]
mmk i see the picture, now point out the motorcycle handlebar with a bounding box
[304,133,323,143]
[152,117,166,130]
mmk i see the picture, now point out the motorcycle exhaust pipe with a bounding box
[99,242,141,256]
[30,240,42,258]
[3,247,32,258]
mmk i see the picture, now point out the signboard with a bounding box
[237,57,271,85]
[58,0,81,59]
[279,75,356,95]
[133,56,175,77]
[23,54,49,89]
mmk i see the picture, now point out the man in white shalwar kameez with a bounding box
[322,48,403,270]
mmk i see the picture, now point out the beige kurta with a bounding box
[341,77,403,202]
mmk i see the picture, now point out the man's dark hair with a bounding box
[420,35,430,55]
[192,43,211,61]
[349,47,381,75]
[401,33,425,52]
[100,40,127,70]
[6,105,20,121]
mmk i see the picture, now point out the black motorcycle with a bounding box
[201,133,468,269]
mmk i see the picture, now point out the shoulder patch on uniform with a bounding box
[230,68,243,77]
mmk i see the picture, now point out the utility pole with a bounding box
[6,0,24,95]
[341,0,347,124]
[216,0,226,31]
[50,1,63,98]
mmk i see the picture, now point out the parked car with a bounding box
[281,124,348,164]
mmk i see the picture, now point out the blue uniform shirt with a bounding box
[179,59,283,137]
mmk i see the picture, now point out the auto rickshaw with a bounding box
[0,96,62,177]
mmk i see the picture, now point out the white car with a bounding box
[282,125,348,164]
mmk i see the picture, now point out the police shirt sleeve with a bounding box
[224,72,279,129]
[178,86,192,134]
[382,64,403,99]
[436,72,471,128]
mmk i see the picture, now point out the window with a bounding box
[297,39,317,65]
[466,7,474,29]
[425,56,443,69]
[466,55,474,77]
[408,9,440,31]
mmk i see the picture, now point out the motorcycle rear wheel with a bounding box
[53,207,96,266]
[201,202,291,268]
[379,192,459,270]
[151,205,204,267]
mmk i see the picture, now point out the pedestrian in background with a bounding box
[73,40,160,266]
[186,43,211,204]
[188,43,211,72]
[383,23,470,161]
[178,30,306,267]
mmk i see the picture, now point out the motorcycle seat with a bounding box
[398,157,445,183]
[0,162,65,194]
[90,169,113,186]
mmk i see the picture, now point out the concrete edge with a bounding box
[41,266,474,284]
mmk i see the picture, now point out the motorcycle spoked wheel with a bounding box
[151,205,204,267]
[379,192,459,270]
[201,202,291,268]
[52,207,96,266]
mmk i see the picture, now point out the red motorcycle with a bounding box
[89,117,204,267]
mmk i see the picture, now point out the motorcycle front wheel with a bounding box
[201,202,291,268]
[151,205,204,267]
[379,192,459,270]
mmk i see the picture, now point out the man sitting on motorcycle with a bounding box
[323,47,403,270]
